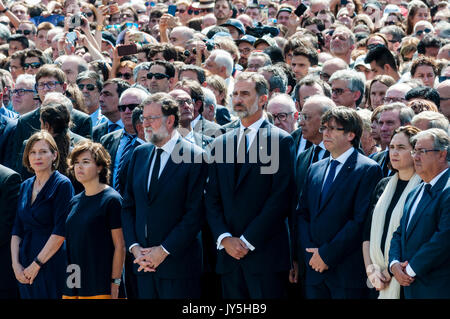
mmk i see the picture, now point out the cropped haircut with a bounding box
[321,106,363,148]
[364,45,398,72]
[329,69,366,106]
[235,72,269,97]
[76,70,103,92]
[410,128,450,161]
[142,92,180,128]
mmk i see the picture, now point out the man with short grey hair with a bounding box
[258,65,288,99]
[389,128,450,299]
[76,71,106,127]
[246,51,272,73]
[330,26,355,65]
[12,74,36,116]
[267,93,298,133]
[329,69,365,109]
[411,111,449,132]
[57,55,89,84]
[320,57,348,84]
[133,62,152,92]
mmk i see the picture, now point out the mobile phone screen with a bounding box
[294,3,307,17]
[168,5,177,16]
[117,44,138,56]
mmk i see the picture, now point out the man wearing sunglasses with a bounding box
[16,22,37,42]
[413,21,435,40]
[146,60,176,94]
[23,49,46,76]
[76,71,107,127]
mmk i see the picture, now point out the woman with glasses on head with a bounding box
[63,140,125,299]
[362,125,422,299]
[11,131,74,299]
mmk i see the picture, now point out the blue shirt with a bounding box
[0,106,18,119]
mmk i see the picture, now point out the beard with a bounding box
[145,125,169,145]
[234,99,259,119]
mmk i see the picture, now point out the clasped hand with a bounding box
[306,248,329,273]
[133,246,168,272]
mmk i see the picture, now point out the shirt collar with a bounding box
[428,167,449,187]
[190,115,201,130]
[330,146,354,165]
[155,130,180,156]
[136,137,146,145]
[107,118,124,128]
[239,115,265,132]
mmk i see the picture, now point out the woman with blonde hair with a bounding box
[11,131,74,298]
[406,0,430,35]
[362,125,422,299]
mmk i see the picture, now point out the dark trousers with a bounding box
[0,242,19,299]
[136,273,201,299]
[305,281,370,299]
[221,264,288,299]
[123,252,139,299]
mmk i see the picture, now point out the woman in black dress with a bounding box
[63,140,125,299]
[362,126,422,299]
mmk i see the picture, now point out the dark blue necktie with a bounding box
[312,145,322,164]
[108,123,120,133]
[320,160,339,205]
[235,128,249,183]
[115,134,135,189]
[148,148,164,198]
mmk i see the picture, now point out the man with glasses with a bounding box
[413,21,434,40]
[236,35,256,70]
[436,79,450,121]
[146,60,176,94]
[329,69,365,109]
[121,92,207,299]
[379,25,405,53]
[11,74,36,116]
[168,26,195,48]
[296,106,382,299]
[214,0,233,26]
[267,93,298,134]
[383,82,413,105]
[16,22,37,42]
[93,78,131,142]
[389,128,450,299]
[76,71,106,127]
[23,49,46,76]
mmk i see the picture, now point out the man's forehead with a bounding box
[169,89,190,99]
[235,80,256,90]
[38,76,58,83]
[102,83,117,92]
[268,101,289,113]
[150,64,166,73]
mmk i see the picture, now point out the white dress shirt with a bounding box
[310,141,327,165]
[190,115,201,131]
[390,168,449,277]
[322,146,355,189]
[128,130,180,254]
[216,116,266,252]
[297,135,309,158]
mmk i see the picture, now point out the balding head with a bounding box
[321,58,348,83]
[267,93,298,133]
[169,26,194,47]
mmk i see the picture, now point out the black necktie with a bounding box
[320,160,339,205]
[312,145,322,164]
[235,128,249,183]
[115,134,135,189]
[108,123,120,133]
[149,148,163,197]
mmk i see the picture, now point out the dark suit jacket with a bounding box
[389,169,450,299]
[92,121,109,143]
[215,105,231,126]
[190,131,214,150]
[8,107,92,172]
[99,129,125,181]
[220,119,240,135]
[205,120,296,275]
[291,127,312,155]
[194,116,222,138]
[296,149,382,289]
[121,138,207,279]
[116,139,143,196]
[371,149,391,177]
[0,164,20,298]
[0,115,16,166]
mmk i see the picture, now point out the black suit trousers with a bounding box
[136,273,201,299]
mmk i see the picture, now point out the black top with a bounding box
[364,177,409,253]
[64,187,122,297]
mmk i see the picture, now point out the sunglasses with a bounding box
[78,83,97,91]
[118,103,140,112]
[188,7,213,15]
[147,72,169,80]
[145,1,155,7]
[82,12,94,18]
[24,62,42,70]
[17,29,33,35]
[117,72,133,80]
[415,28,432,36]
[177,9,186,14]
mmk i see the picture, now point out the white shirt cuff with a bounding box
[161,245,170,255]
[389,260,399,272]
[129,243,139,253]
[217,232,232,250]
[405,264,416,277]
[240,235,255,251]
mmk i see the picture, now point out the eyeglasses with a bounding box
[188,7,213,15]
[384,21,397,26]
[117,72,133,80]
[140,114,163,122]
[319,125,345,133]
[383,97,406,103]
[82,12,94,18]
[145,1,155,7]
[77,83,97,91]
[16,29,33,35]
[272,112,293,121]
[24,62,42,70]
[415,28,432,37]
[320,72,331,81]
[35,81,63,91]
[299,113,312,122]
[177,9,186,14]
[11,88,34,96]
[410,149,440,156]
[147,72,169,80]
[119,103,140,112]
[332,88,350,96]
[178,98,193,105]
[439,76,449,83]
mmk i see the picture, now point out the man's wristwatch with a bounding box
[0,7,8,13]
[111,278,121,285]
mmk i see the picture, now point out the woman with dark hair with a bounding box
[367,75,396,110]
[406,0,430,35]
[11,131,74,299]
[63,140,125,299]
[362,125,422,299]
[65,84,88,114]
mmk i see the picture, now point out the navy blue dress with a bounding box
[12,171,74,299]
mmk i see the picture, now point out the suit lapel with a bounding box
[311,160,328,216]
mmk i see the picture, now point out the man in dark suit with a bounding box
[389,128,450,299]
[8,65,92,171]
[372,103,415,177]
[100,88,148,193]
[121,93,207,299]
[0,164,21,298]
[175,79,222,139]
[0,114,16,166]
[92,79,131,142]
[296,106,382,299]
[205,72,296,299]
[201,87,231,126]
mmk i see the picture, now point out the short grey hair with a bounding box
[235,72,269,97]
[357,109,373,132]
[303,95,336,114]
[410,128,450,161]
[267,93,296,113]
[119,87,150,106]
[61,55,89,74]
[15,74,35,89]
[211,49,234,77]
[133,62,152,82]
[42,92,73,112]
[248,51,272,67]
[412,111,449,131]
[379,102,415,126]
[202,87,217,114]
[0,23,11,41]
[76,70,103,91]
[258,65,287,93]
[329,69,365,106]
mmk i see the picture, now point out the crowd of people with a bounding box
[0,0,449,300]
